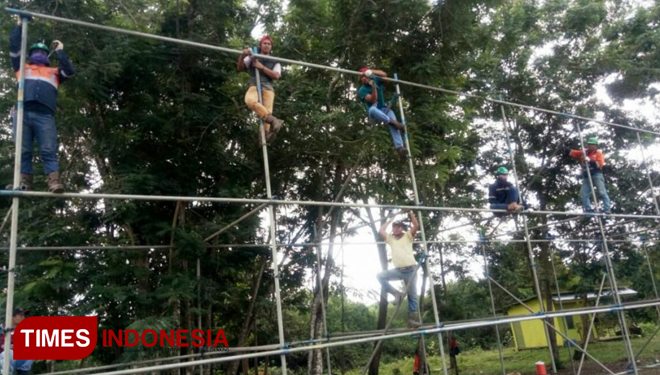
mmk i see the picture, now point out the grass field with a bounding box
[348,336,660,375]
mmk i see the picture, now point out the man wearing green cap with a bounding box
[7,16,75,193]
[567,138,611,214]
[488,167,524,216]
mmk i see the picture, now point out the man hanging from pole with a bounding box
[7,16,74,193]
[488,167,525,216]
[377,211,421,328]
[566,137,612,215]
[237,35,283,144]
[357,68,407,160]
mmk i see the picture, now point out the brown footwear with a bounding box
[396,147,407,159]
[5,174,32,191]
[47,172,64,194]
[265,115,283,133]
[407,312,422,328]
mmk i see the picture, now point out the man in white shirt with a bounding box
[378,211,421,328]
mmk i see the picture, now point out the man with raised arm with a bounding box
[237,35,284,144]
[7,16,75,193]
[566,137,612,215]
[357,67,407,159]
[378,211,421,328]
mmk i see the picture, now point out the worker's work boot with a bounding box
[407,313,422,329]
[265,115,283,144]
[5,174,32,191]
[47,172,64,194]
[396,147,407,160]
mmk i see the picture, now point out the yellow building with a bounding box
[507,289,637,350]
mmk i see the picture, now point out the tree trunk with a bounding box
[365,205,390,375]
[227,258,268,375]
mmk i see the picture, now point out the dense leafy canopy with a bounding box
[1,0,659,374]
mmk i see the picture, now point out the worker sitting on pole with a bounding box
[357,68,407,160]
[7,16,75,193]
[237,35,283,144]
[377,211,421,328]
[566,137,612,215]
[488,167,524,216]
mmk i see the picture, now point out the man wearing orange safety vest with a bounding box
[8,16,75,193]
[567,137,611,214]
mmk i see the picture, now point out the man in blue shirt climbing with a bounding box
[357,67,406,159]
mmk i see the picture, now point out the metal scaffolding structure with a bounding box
[2,7,660,375]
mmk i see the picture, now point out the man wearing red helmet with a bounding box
[357,67,406,159]
[237,35,283,144]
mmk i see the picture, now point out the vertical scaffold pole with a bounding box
[635,127,660,214]
[635,127,660,319]
[575,122,637,375]
[499,101,557,373]
[253,47,288,375]
[313,227,333,375]
[394,73,449,375]
[3,17,28,375]
[478,233,506,375]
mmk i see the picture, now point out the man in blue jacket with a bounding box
[8,16,75,193]
[488,167,524,216]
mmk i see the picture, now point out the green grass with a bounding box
[347,336,660,375]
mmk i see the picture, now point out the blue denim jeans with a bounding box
[377,266,418,313]
[368,106,404,149]
[12,109,60,175]
[580,173,611,212]
[0,349,33,374]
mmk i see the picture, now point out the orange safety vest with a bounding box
[16,64,60,89]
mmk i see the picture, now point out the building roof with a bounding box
[506,288,637,311]
[551,288,637,302]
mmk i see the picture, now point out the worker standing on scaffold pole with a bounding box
[237,35,283,144]
[7,16,75,193]
[566,137,612,216]
[377,211,421,328]
[357,68,407,159]
[488,167,525,216]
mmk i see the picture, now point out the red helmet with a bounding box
[359,67,369,73]
[260,35,273,45]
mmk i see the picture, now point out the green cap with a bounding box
[496,166,508,175]
[587,137,598,145]
[28,42,50,54]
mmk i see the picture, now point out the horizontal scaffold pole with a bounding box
[56,299,660,375]
[2,191,660,220]
[4,7,660,137]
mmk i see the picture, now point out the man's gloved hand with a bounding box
[52,40,64,51]
[15,15,33,25]
[363,69,373,77]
